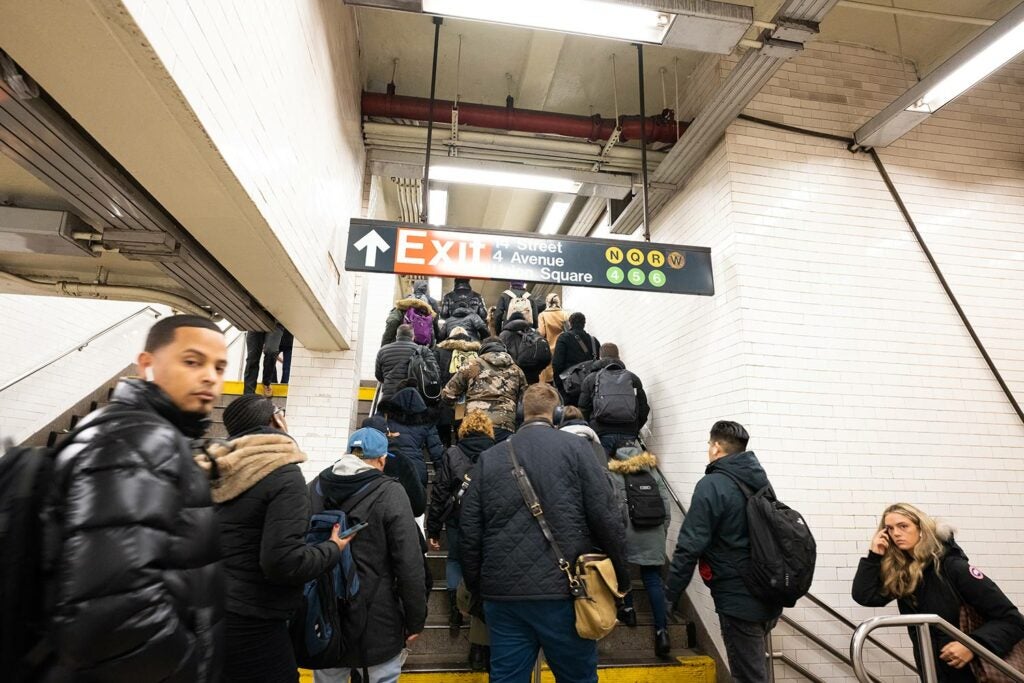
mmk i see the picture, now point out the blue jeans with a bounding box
[624,565,668,631]
[484,599,597,683]
[598,432,637,457]
[313,650,405,683]
[445,526,463,591]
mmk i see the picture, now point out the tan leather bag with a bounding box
[960,603,1024,683]
[573,554,626,640]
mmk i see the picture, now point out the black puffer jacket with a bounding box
[202,428,340,621]
[853,534,1024,683]
[375,338,422,402]
[317,458,427,668]
[666,450,782,623]
[41,379,223,682]
[441,280,487,320]
[368,388,444,484]
[578,358,650,437]
[460,420,629,600]
[426,434,495,541]
[442,308,490,342]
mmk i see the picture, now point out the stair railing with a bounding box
[654,465,918,683]
[852,614,1024,683]
[0,306,162,394]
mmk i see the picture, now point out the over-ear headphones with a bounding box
[515,394,565,426]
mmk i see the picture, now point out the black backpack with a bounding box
[407,346,441,400]
[558,333,598,400]
[591,368,638,424]
[444,290,482,318]
[720,472,816,608]
[624,470,667,529]
[0,410,149,676]
[514,328,552,372]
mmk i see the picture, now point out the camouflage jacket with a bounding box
[442,351,526,432]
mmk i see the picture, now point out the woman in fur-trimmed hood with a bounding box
[606,443,674,657]
[381,295,439,345]
[196,394,349,683]
[853,504,1024,683]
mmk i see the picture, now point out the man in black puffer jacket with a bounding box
[460,384,629,682]
[36,315,226,682]
[375,324,435,403]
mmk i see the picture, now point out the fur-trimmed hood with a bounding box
[394,296,435,317]
[196,432,306,503]
[437,337,481,352]
[608,451,657,475]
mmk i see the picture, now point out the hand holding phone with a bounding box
[330,521,368,551]
[339,521,369,539]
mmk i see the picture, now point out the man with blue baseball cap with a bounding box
[314,427,426,682]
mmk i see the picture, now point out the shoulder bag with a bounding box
[951,581,1024,683]
[507,439,624,640]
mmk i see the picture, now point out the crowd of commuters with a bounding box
[8,282,1024,683]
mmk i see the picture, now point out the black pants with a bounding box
[244,329,283,394]
[719,614,778,683]
[223,612,298,683]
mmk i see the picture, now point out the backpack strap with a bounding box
[716,469,754,498]
[571,332,589,355]
[339,476,389,516]
[503,289,516,298]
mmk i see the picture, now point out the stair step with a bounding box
[403,649,707,674]
[426,582,669,616]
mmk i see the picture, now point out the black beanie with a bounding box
[223,395,276,437]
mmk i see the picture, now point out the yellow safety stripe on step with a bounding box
[358,386,377,402]
[303,655,716,683]
[222,381,289,397]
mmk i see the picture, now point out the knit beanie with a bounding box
[223,395,276,437]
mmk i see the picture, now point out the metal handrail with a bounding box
[852,614,1024,683]
[653,465,918,681]
[0,305,162,393]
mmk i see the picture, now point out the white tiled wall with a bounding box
[122,0,366,342]
[0,295,165,443]
[566,45,1024,682]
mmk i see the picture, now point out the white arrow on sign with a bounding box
[354,230,390,267]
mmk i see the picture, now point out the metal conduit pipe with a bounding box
[368,141,649,174]
[363,122,668,163]
[362,90,686,144]
[0,270,213,318]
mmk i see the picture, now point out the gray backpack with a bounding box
[591,368,638,424]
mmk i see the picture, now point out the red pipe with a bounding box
[362,90,685,144]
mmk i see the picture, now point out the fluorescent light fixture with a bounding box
[422,0,673,44]
[538,195,574,235]
[427,276,443,300]
[427,188,448,225]
[431,164,583,194]
[855,2,1024,148]
[907,20,1024,114]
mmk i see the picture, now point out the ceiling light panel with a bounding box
[538,195,575,235]
[431,164,583,194]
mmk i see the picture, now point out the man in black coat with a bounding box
[315,428,427,679]
[37,315,227,682]
[460,384,630,682]
[375,324,435,403]
[551,312,600,403]
[666,421,782,683]
[578,343,650,455]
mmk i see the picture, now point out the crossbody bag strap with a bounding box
[507,439,580,590]
[571,332,589,355]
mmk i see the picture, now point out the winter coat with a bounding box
[853,534,1024,683]
[441,341,528,433]
[195,429,339,622]
[375,337,428,403]
[606,450,672,567]
[434,336,479,432]
[499,318,548,383]
[459,420,630,601]
[441,282,487,320]
[537,306,570,383]
[665,450,782,623]
[366,388,443,485]
[559,419,607,471]
[442,310,490,342]
[316,456,427,668]
[381,297,439,346]
[551,328,600,394]
[578,358,651,437]
[40,379,223,682]
[494,288,543,329]
[356,417,427,517]
[426,434,495,543]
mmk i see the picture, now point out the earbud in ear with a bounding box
[144,367,155,382]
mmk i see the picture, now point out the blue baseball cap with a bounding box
[346,427,393,459]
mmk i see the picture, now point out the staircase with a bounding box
[402,462,715,682]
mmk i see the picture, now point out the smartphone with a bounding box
[339,521,369,539]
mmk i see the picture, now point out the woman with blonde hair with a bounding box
[537,292,570,384]
[852,503,1024,682]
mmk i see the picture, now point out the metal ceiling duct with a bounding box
[363,90,686,144]
[610,0,841,234]
[0,53,275,330]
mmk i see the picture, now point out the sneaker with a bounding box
[469,644,487,672]
[655,629,672,658]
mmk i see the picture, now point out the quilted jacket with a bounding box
[374,337,424,403]
[459,420,630,601]
[40,379,223,682]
